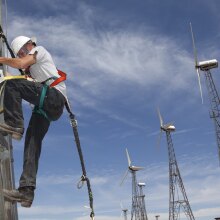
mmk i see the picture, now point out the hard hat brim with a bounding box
[30,37,37,44]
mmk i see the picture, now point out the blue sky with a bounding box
[2,0,220,219]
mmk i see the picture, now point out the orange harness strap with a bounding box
[49,69,67,87]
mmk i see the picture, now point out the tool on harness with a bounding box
[65,102,95,219]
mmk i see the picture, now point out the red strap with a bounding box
[49,69,67,87]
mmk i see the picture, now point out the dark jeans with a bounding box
[3,79,66,189]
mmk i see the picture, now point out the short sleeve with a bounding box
[29,46,46,62]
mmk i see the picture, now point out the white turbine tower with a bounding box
[155,215,160,220]
[120,202,128,220]
[157,108,195,220]
[121,148,144,220]
[138,182,148,220]
[190,22,220,163]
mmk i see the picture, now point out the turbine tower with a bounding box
[120,202,128,220]
[158,109,195,220]
[155,215,160,220]
[122,209,128,220]
[190,23,220,163]
[121,148,144,220]
[0,1,18,219]
[138,182,148,220]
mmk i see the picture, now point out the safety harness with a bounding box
[33,69,66,121]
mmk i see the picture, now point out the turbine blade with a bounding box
[120,205,123,217]
[120,169,129,186]
[126,148,131,166]
[120,201,123,209]
[156,130,162,150]
[190,22,198,67]
[157,108,163,127]
[120,201,125,211]
[197,68,204,104]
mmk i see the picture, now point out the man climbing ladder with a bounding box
[0,35,67,207]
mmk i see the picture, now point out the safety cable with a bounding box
[65,102,95,219]
[3,0,8,59]
[0,25,24,75]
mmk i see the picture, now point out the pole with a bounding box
[0,1,18,219]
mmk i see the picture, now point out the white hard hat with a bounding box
[11,36,37,56]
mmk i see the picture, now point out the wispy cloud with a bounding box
[6,3,203,119]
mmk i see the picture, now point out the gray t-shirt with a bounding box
[29,46,67,100]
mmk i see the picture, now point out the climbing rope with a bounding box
[65,103,95,219]
[0,25,24,75]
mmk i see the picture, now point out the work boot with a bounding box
[0,123,24,140]
[3,187,34,208]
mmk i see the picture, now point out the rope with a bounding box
[3,0,8,60]
[65,102,95,219]
[0,25,25,75]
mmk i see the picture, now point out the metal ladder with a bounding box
[0,133,18,220]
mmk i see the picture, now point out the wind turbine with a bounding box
[120,148,144,220]
[120,202,128,220]
[157,109,195,220]
[138,182,148,220]
[155,215,160,220]
[190,22,220,163]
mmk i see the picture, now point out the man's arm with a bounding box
[0,54,36,69]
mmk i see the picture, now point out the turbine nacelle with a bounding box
[129,165,144,171]
[138,182,146,187]
[120,202,128,213]
[161,124,175,132]
[155,215,160,220]
[158,108,176,132]
[190,22,218,103]
[157,108,176,148]
[197,59,218,71]
[120,148,144,186]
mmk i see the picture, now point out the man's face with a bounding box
[17,42,32,58]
